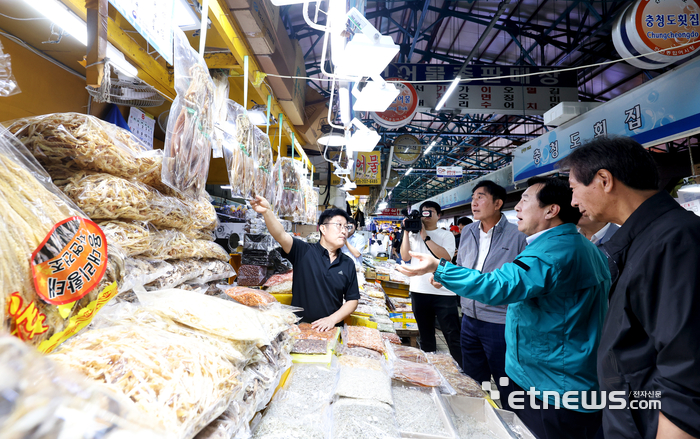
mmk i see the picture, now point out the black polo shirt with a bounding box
[282,239,360,323]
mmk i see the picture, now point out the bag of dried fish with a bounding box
[391,359,443,387]
[146,259,234,290]
[0,333,166,439]
[163,29,215,199]
[343,325,386,354]
[253,126,275,203]
[50,309,242,439]
[264,270,293,287]
[193,239,230,262]
[391,345,429,363]
[184,196,219,231]
[272,157,302,216]
[210,70,230,159]
[381,332,402,345]
[331,398,400,439]
[118,257,173,294]
[5,112,163,185]
[224,286,277,307]
[0,130,119,351]
[63,172,194,230]
[97,219,152,256]
[291,338,328,354]
[221,100,255,199]
[426,353,485,398]
[335,343,384,360]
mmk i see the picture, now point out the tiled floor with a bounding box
[435,329,450,353]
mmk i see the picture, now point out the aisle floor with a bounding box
[435,329,450,353]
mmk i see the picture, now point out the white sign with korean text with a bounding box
[437,166,463,178]
[109,0,174,65]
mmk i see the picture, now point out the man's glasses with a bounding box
[323,222,353,232]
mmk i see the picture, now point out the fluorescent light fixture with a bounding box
[269,0,306,6]
[679,184,700,194]
[338,85,351,126]
[405,168,413,176]
[220,185,232,190]
[435,76,461,111]
[424,141,436,155]
[352,79,400,112]
[378,201,388,210]
[174,0,201,31]
[25,0,138,77]
[348,118,380,153]
[334,33,400,78]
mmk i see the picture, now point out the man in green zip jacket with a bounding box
[398,176,611,439]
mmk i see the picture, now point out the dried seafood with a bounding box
[331,398,399,439]
[50,312,241,439]
[427,353,485,398]
[335,366,393,405]
[295,322,337,341]
[382,332,402,345]
[343,325,386,354]
[337,354,383,370]
[163,30,214,199]
[237,264,267,286]
[98,219,151,256]
[392,345,429,363]
[392,384,451,437]
[224,286,277,307]
[253,127,275,203]
[6,112,162,185]
[391,359,443,387]
[291,338,328,354]
[335,343,384,360]
[273,157,302,216]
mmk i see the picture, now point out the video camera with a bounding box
[401,208,423,233]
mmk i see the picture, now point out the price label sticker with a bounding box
[31,217,108,305]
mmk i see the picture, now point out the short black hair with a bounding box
[347,217,356,226]
[420,200,442,215]
[559,136,659,191]
[318,208,350,227]
[527,176,582,225]
[472,180,507,210]
[458,217,473,226]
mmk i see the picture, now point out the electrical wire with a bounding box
[0,29,85,80]
[0,12,49,21]
[263,39,700,84]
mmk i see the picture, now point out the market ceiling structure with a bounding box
[283,0,693,206]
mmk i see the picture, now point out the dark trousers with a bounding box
[460,315,514,410]
[410,292,462,368]
[511,382,602,439]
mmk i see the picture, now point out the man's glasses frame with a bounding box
[323,222,353,232]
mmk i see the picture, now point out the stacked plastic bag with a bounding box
[0,129,122,351]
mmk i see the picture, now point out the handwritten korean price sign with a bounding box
[31,217,108,305]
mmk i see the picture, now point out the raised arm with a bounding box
[249,196,293,254]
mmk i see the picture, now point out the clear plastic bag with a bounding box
[97,219,152,256]
[272,157,302,216]
[392,382,458,438]
[426,353,486,398]
[5,113,163,186]
[331,397,400,439]
[0,41,20,96]
[224,285,277,307]
[135,288,282,345]
[335,365,393,405]
[145,259,234,289]
[244,233,278,251]
[221,100,255,199]
[342,324,386,354]
[295,322,337,341]
[49,307,241,439]
[0,129,118,350]
[390,359,443,387]
[381,332,402,345]
[237,264,268,286]
[335,343,384,360]
[63,172,193,230]
[0,333,166,439]
[163,28,214,199]
[119,257,173,294]
[263,270,293,287]
[291,338,328,354]
[390,344,429,363]
[252,127,275,204]
[211,70,230,159]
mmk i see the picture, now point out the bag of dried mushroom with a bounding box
[0,129,121,352]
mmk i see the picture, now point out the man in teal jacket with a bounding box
[398,177,610,439]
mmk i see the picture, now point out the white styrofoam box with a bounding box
[544,102,603,126]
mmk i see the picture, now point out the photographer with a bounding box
[400,201,461,366]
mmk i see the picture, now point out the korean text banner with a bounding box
[354,152,382,185]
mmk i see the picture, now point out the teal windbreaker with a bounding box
[434,223,610,412]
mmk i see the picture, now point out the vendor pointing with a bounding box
[250,196,359,331]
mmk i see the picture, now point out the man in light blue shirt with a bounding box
[341,218,366,267]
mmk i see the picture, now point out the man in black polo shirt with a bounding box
[250,196,359,330]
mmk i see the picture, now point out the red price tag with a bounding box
[31,217,108,305]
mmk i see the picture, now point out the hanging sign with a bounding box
[109,0,174,65]
[371,78,419,128]
[612,0,700,70]
[381,208,401,216]
[437,166,463,178]
[354,151,382,185]
[513,56,700,182]
[381,64,578,115]
[392,134,423,165]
